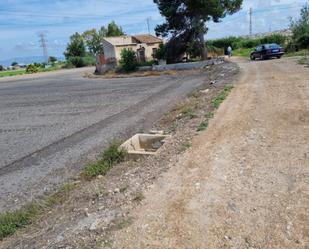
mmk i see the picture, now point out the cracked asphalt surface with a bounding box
[0,67,209,212]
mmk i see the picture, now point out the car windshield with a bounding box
[265,44,280,49]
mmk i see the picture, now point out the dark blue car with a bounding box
[250,43,284,60]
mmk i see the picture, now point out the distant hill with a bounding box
[0,55,65,67]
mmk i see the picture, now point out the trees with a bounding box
[11,62,18,67]
[82,29,104,55]
[153,0,243,60]
[48,56,57,63]
[64,32,86,59]
[100,21,125,37]
[290,4,309,50]
[82,21,125,56]
[0,65,4,71]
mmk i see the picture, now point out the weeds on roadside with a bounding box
[0,181,78,240]
[180,142,192,152]
[0,203,41,240]
[181,107,196,119]
[197,85,233,132]
[82,141,127,179]
[211,85,234,109]
[132,192,145,203]
[197,120,209,131]
[298,56,309,67]
[114,217,134,230]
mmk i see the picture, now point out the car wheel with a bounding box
[250,55,255,60]
[277,56,282,59]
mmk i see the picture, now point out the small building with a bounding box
[102,34,163,63]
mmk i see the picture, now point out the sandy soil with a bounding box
[110,57,309,249]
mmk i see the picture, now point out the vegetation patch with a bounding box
[212,85,234,109]
[0,181,78,240]
[298,56,309,67]
[114,217,134,230]
[82,142,127,179]
[197,87,233,132]
[197,120,209,131]
[0,141,128,240]
[180,142,192,152]
[132,192,145,203]
[180,107,196,119]
[0,70,26,78]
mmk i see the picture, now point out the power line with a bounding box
[38,32,48,64]
[249,7,253,36]
[146,17,151,34]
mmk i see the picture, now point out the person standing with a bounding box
[227,46,232,58]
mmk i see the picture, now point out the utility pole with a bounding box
[249,7,253,37]
[38,32,48,64]
[146,17,151,35]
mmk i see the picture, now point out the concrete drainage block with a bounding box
[120,133,170,156]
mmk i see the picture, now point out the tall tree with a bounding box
[154,0,243,60]
[105,21,125,37]
[82,21,125,55]
[82,29,104,55]
[64,32,86,59]
[290,4,309,49]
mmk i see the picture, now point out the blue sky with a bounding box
[0,0,307,61]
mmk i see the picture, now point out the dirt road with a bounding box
[111,57,309,248]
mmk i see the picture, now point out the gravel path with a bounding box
[111,57,309,248]
[0,68,209,212]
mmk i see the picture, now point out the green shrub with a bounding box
[82,142,127,179]
[153,43,166,60]
[290,4,309,50]
[260,34,287,46]
[234,38,260,49]
[68,57,86,68]
[82,56,96,66]
[119,48,138,72]
[26,64,39,74]
[67,56,95,68]
[0,203,41,240]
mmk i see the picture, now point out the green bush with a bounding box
[260,34,287,46]
[153,43,166,60]
[234,38,260,49]
[26,64,39,74]
[119,48,138,72]
[67,56,95,68]
[68,57,86,68]
[207,34,288,52]
[82,56,96,66]
[290,4,309,50]
[207,36,240,49]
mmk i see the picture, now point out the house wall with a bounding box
[103,39,163,63]
[114,45,138,62]
[143,42,161,61]
[102,40,116,59]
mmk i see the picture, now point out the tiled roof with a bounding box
[132,35,162,44]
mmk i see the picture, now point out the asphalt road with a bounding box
[0,67,208,212]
